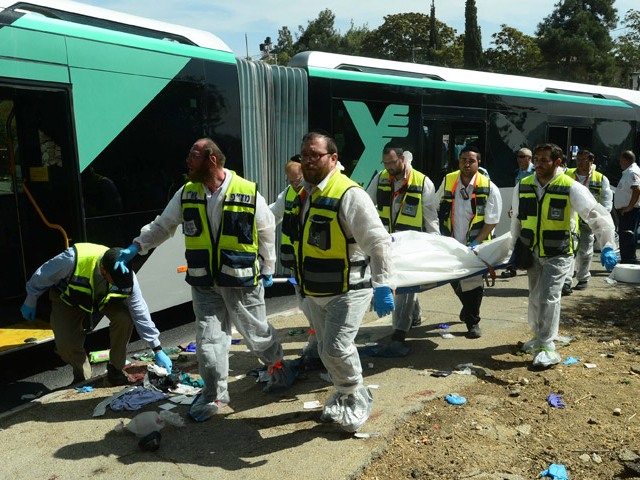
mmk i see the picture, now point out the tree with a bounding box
[292,9,342,53]
[614,9,640,88]
[361,12,462,67]
[485,25,543,76]
[273,26,294,65]
[536,0,618,85]
[463,0,483,69]
[336,21,371,56]
[427,0,442,63]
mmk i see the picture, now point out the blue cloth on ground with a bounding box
[562,357,579,365]
[109,386,167,411]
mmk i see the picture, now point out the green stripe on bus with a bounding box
[0,58,69,83]
[308,67,632,108]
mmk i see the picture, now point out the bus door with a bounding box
[0,85,81,323]
[422,118,486,188]
[549,125,592,167]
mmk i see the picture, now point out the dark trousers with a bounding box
[451,282,483,327]
[617,207,640,264]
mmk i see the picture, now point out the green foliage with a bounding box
[536,0,618,84]
[485,25,543,75]
[614,9,640,88]
[464,0,483,69]
[361,12,462,67]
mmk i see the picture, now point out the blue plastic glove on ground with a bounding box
[600,246,618,272]
[468,240,480,249]
[114,244,140,274]
[372,286,394,317]
[20,304,36,321]
[154,350,173,371]
[547,393,566,408]
[262,274,273,288]
[540,463,569,479]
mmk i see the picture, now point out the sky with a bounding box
[81,0,638,58]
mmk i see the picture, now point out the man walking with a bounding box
[436,146,502,338]
[511,143,618,367]
[116,138,294,422]
[563,150,613,291]
[366,146,438,346]
[288,131,394,432]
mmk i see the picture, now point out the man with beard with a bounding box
[511,143,618,367]
[436,146,502,339]
[114,137,295,422]
[286,131,394,432]
[366,146,439,350]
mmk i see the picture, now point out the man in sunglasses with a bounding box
[436,146,503,338]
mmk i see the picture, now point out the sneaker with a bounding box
[188,393,227,422]
[263,359,297,393]
[106,363,131,386]
[340,387,374,433]
[574,280,588,290]
[466,324,482,338]
[532,348,562,368]
[561,284,573,296]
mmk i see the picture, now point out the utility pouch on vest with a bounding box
[543,230,571,256]
[303,257,345,294]
[219,249,257,286]
[376,189,391,211]
[222,211,254,244]
[182,208,203,237]
[307,215,332,250]
[282,213,300,242]
[547,198,566,221]
[280,244,296,269]
[184,249,212,286]
[401,195,419,217]
[518,197,537,220]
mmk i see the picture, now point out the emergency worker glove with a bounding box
[20,304,36,321]
[115,244,140,274]
[154,350,173,372]
[373,286,395,317]
[261,274,273,288]
[468,240,480,249]
[599,247,618,272]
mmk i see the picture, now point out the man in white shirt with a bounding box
[614,150,640,264]
[436,146,502,338]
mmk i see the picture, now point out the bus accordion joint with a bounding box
[177,265,188,273]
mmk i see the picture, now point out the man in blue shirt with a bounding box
[20,244,172,385]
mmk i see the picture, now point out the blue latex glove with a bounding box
[262,274,273,288]
[372,286,395,317]
[20,304,36,321]
[154,350,173,371]
[540,463,569,479]
[547,393,566,408]
[600,246,618,272]
[114,243,140,274]
[468,240,480,249]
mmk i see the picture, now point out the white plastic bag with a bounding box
[114,410,185,438]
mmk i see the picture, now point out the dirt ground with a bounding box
[359,286,640,480]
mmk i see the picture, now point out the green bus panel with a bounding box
[0,58,69,84]
[0,26,67,65]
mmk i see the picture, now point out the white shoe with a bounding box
[340,386,374,433]
[188,394,227,422]
[532,348,561,368]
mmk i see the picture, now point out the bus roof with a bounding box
[290,51,640,108]
[0,0,232,52]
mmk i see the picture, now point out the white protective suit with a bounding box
[566,169,613,285]
[133,169,285,414]
[301,167,393,432]
[510,168,616,365]
[366,165,439,334]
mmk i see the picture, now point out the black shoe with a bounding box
[391,329,407,343]
[500,269,516,278]
[574,280,588,290]
[561,284,573,296]
[106,363,130,386]
[411,317,422,327]
[466,324,482,338]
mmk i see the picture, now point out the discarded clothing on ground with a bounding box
[391,231,511,293]
[358,341,411,358]
[110,386,167,412]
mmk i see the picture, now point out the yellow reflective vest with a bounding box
[181,173,259,287]
[438,171,491,243]
[565,168,603,202]
[375,168,426,232]
[280,185,300,269]
[292,171,369,297]
[58,243,130,312]
[518,174,575,257]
